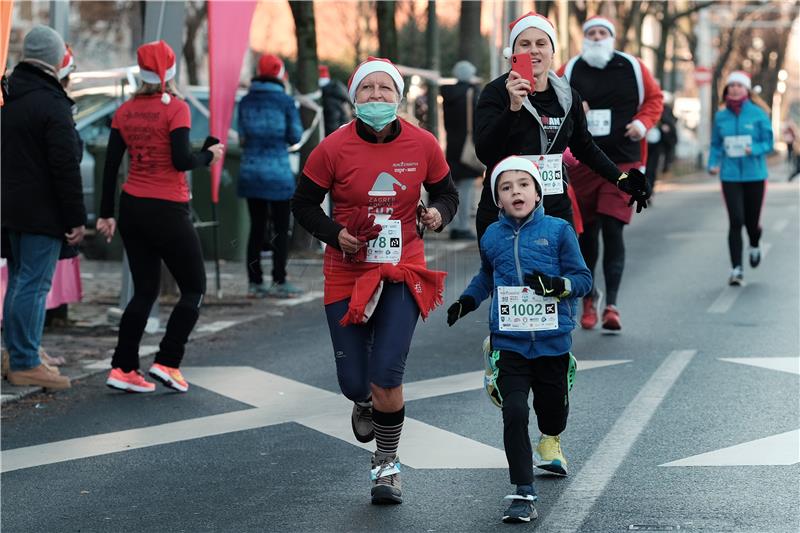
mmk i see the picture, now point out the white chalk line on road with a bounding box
[538,350,696,533]
[706,243,772,314]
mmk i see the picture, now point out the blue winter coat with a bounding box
[708,100,773,182]
[237,79,303,200]
[462,204,592,359]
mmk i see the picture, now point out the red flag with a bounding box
[207,0,257,203]
[0,0,14,107]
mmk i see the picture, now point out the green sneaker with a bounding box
[267,282,304,299]
[247,283,268,299]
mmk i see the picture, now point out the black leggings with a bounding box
[496,351,570,486]
[112,192,206,371]
[579,215,625,306]
[721,181,764,268]
[246,199,290,285]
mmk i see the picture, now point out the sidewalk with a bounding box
[0,233,474,406]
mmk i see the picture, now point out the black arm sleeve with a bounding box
[99,128,127,219]
[566,90,621,184]
[170,127,213,171]
[291,174,344,250]
[424,173,459,233]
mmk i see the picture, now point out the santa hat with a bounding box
[137,40,176,105]
[582,16,616,37]
[58,45,75,80]
[503,11,558,59]
[347,57,404,103]
[258,54,286,80]
[318,64,330,80]
[726,70,751,90]
[490,156,543,207]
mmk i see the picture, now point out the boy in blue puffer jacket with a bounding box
[447,156,591,524]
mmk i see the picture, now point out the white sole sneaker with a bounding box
[105,377,155,393]
[148,366,189,392]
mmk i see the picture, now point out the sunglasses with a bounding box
[415,201,427,239]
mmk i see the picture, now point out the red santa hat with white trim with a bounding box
[582,15,616,37]
[726,70,751,90]
[137,40,177,105]
[503,11,558,59]
[58,45,75,80]
[347,56,405,104]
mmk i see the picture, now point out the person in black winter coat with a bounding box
[441,60,483,240]
[1,25,86,390]
[319,65,352,136]
[474,12,650,243]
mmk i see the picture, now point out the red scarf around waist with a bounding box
[339,263,447,326]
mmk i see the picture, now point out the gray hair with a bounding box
[452,60,477,83]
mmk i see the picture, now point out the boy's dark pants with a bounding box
[497,350,570,486]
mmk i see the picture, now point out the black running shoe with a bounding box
[502,487,538,523]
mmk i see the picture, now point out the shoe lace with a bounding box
[374,458,399,487]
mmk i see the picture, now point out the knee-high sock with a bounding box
[373,406,405,457]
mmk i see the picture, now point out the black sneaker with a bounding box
[749,247,761,268]
[502,486,538,523]
[370,452,402,504]
[351,400,374,443]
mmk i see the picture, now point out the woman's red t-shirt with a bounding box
[112,95,192,203]
[303,119,450,304]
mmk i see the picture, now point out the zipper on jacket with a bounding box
[511,216,537,343]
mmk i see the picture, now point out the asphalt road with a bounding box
[2,177,798,533]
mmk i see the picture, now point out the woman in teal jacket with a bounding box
[708,71,773,286]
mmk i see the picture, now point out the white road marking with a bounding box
[660,429,800,467]
[0,361,630,473]
[272,290,324,306]
[539,350,696,533]
[195,320,239,334]
[720,357,800,376]
[706,243,772,314]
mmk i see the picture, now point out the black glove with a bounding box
[447,296,476,327]
[616,168,651,213]
[202,135,221,151]
[524,271,569,297]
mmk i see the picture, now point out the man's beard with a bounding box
[581,37,615,69]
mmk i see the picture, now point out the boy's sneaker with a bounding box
[351,400,375,442]
[502,486,538,523]
[533,434,568,476]
[267,281,304,299]
[148,363,189,392]
[247,282,268,299]
[106,368,155,393]
[749,247,761,268]
[601,305,622,333]
[729,266,744,286]
[370,452,402,504]
[580,291,600,329]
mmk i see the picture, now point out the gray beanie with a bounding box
[23,25,66,69]
[452,60,477,83]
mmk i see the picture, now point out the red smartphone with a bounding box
[510,53,535,93]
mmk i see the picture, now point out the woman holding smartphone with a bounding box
[474,11,650,240]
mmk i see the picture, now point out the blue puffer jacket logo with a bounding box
[462,204,592,359]
[237,80,304,201]
[708,99,773,182]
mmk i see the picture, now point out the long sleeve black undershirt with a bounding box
[99,127,213,218]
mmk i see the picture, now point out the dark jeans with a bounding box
[497,351,570,486]
[112,192,206,371]
[324,282,420,401]
[2,231,61,370]
[246,198,290,285]
[579,214,625,305]
[721,181,765,268]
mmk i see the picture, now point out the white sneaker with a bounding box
[729,266,744,286]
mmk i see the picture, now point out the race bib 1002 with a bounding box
[586,109,611,137]
[366,219,402,264]
[497,286,559,332]
[522,154,564,196]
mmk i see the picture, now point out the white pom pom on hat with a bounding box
[347,56,405,104]
[137,40,177,105]
[726,70,751,90]
[490,155,543,207]
[582,15,616,37]
[504,11,558,59]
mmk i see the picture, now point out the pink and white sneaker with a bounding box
[106,368,156,393]
[148,363,189,392]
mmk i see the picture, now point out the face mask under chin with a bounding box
[355,102,399,132]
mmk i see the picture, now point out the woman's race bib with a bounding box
[723,135,752,158]
[365,218,402,264]
[521,154,563,195]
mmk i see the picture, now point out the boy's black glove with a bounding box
[616,168,651,213]
[524,271,571,298]
[447,296,476,327]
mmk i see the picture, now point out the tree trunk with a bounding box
[426,1,439,136]
[457,0,482,68]
[377,1,398,60]
[289,0,322,253]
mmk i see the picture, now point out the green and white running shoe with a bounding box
[482,336,502,408]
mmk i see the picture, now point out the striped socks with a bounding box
[372,405,405,458]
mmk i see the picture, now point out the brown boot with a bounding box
[7,364,71,390]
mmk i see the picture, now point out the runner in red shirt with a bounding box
[293,57,459,505]
[95,41,224,394]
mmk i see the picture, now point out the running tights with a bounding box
[721,181,764,268]
[579,214,625,306]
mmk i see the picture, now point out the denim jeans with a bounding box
[2,231,62,371]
